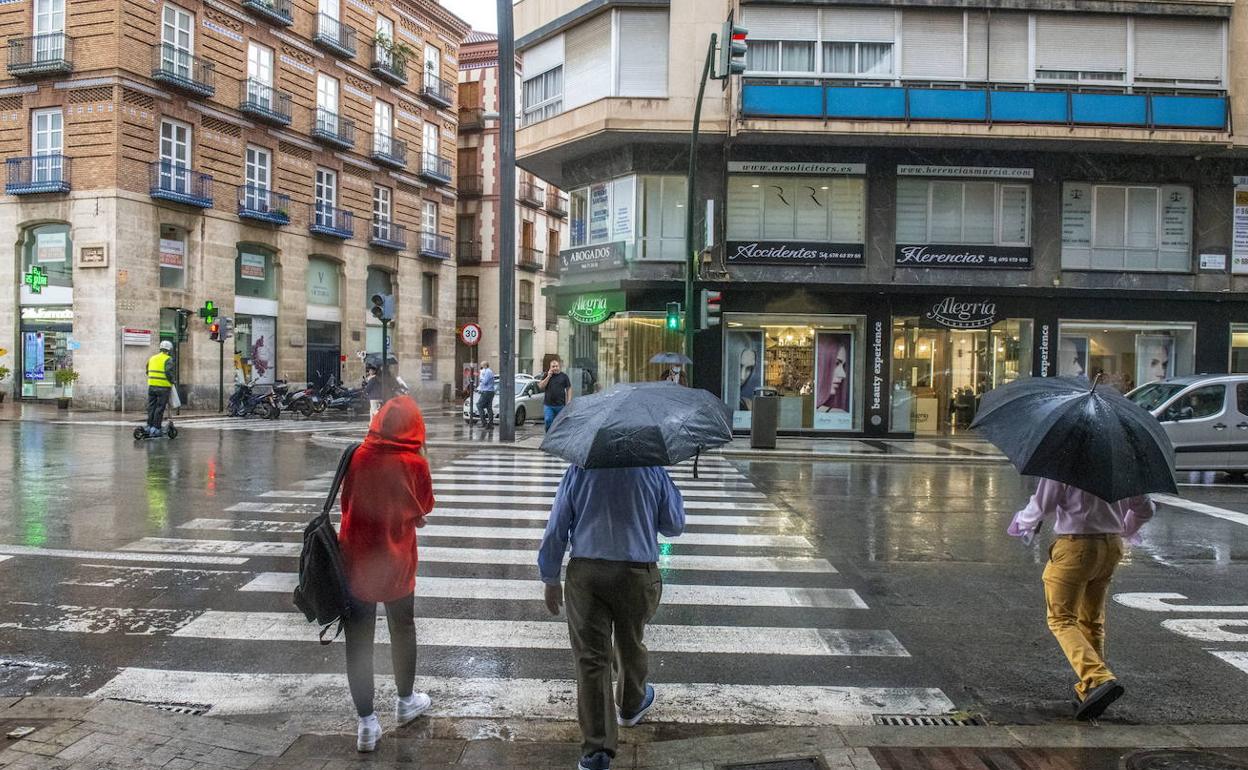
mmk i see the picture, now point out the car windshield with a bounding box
[1128,382,1185,411]
[515,380,531,396]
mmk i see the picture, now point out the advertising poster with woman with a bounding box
[814,332,853,430]
[724,330,763,429]
[1136,335,1174,386]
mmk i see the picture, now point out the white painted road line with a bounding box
[437,466,746,481]
[173,611,907,656]
[224,503,782,528]
[430,473,758,489]
[178,519,812,549]
[433,495,780,511]
[1162,619,1248,643]
[426,483,766,499]
[240,573,863,609]
[0,602,197,635]
[1114,592,1248,613]
[1153,494,1248,528]
[90,668,955,726]
[1210,650,1248,676]
[0,543,249,566]
[0,556,9,565]
[120,538,837,572]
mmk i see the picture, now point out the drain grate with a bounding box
[110,699,211,717]
[1125,750,1248,770]
[721,760,823,770]
[873,712,986,727]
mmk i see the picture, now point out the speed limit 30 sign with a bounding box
[460,323,482,347]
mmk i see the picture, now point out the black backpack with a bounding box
[293,443,359,644]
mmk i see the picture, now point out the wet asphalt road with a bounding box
[0,418,1246,728]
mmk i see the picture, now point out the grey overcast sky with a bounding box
[442,1,498,34]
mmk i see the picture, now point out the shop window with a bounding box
[307,257,340,307]
[1060,183,1192,272]
[896,179,1030,246]
[727,176,866,244]
[422,272,437,316]
[1231,324,1248,373]
[159,225,186,290]
[235,247,277,299]
[638,176,686,261]
[21,223,72,289]
[562,313,681,395]
[1058,321,1195,393]
[568,176,635,248]
[421,328,437,381]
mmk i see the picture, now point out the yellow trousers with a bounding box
[1042,535,1124,700]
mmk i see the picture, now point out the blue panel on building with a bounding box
[908,89,987,121]
[989,91,1067,123]
[1071,93,1147,126]
[825,86,905,119]
[1151,95,1226,129]
[741,84,822,117]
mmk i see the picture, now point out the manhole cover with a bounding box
[721,760,823,770]
[1125,750,1248,770]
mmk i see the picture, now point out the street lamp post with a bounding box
[497,0,517,442]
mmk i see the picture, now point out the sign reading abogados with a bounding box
[560,290,626,326]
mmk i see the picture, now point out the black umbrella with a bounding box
[971,375,1176,502]
[540,382,732,475]
[650,352,692,365]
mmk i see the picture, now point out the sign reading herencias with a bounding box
[895,244,1031,269]
[727,241,865,266]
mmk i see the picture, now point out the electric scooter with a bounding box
[133,401,178,440]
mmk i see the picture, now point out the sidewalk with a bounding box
[3,697,1246,770]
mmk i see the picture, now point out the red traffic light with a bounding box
[209,322,220,341]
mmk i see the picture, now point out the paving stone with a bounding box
[82,702,292,758]
[5,700,94,721]
[457,739,584,768]
[837,725,1021,748]
[1170,724,1248,748]
[1004,724,1189,749]
[635,727,839,767]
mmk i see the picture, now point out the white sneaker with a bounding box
[356,713,381,752]
[396,692,432,726]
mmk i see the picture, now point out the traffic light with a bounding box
[370,293,395,322]
[208,321,220,341]
[718,21,748,78]
[699,290,722,329]
[220,316,233,341]
[665,302,681,331]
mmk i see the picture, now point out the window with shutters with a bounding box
[1034,14,1127,84]
[617,9,668,97]
[727,176,866,244]
[1060,183,1192,272]
[1133,17,1224,87]
[896,179,1030,247]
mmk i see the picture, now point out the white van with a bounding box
[1127,374,1248,473]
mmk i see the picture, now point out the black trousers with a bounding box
[476,391,495,425]
[146,387,170,430]
[344,593,417,717]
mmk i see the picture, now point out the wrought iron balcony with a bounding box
[370,217,407,250]
[6,155,70,195]
[518,247,544,272]
[311,107,355,150]
[239,79,292,126]
[518,181,545,208]
[457,240,483,265]
[371,134,407,168]
[152,44,215,97]
[418,231,451,260]
[419,153,452,185]
[150,161,213,208]
[237,185,291,225]
[457,173,483,197]
[546,191,568,217]
[420,71,454,108]
[309,203,353,239]
[458,107,485,131]
[370,46,407,85]
[241,0,293,26]
[313,13,357,59]
[7,33,72,77]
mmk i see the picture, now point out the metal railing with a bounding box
[457,173,483,196]
[313,13,357,58]
[150,161,213,207]
[371,134,407,167]
[458,107,485,130]
[518,247,544,271]
[457,241,483,264]
[241,0,293,25]
[518,180,545,207]
[7,33,72,76]
[421,71,454,106]
[420,153,452,182]
[370,46,407,84]
[418,231,451,259]
[370,217,408,249]
[311,107,355,148]
[5,155,70,194]
[237,185,291,224]
[151,43,215,96]
[546,191,568,216]
[309,202,353,237]
[239,79,292,125]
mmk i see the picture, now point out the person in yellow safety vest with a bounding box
[145,340,176,436]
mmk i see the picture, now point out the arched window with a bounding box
[21,223,72,290]
[235,246,277,299]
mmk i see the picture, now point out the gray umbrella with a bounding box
[650,352,693,365]
[971,375,1176,502]
[540,383,732,475]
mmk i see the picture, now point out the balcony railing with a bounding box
[518,181,545,208]
[546,191,568,217]
[419,153,452,185]
[309,203,353,239]
[6,155,70,195]
[150,161,213,208]
[371,134,407,168]
[7,33,72,77]
[546,255,561,277]
[241,0,293,26]
[313,13,357,59]
[457,173,483,197]
[311,107,355,149]
[740,79,1229,132]
[370,217,407,250]
[458,107,485,131]
[237,185,291,225]
[457,240,483,265]
[420,71,454,108]
[456,301,479,319]
[518,247,544,272]
[239,79,292,126]
[418,231,451,260]
[370,46,407,85]
[152,44,215,97]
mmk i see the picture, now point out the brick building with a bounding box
[0,0,469,408]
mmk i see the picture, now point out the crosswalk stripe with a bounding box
[428,474,757,489]
[223,503,783,528]
[173,611,907,656]
[120,538,837,573]
[90,668,955,726]
[437,466,745,480]
[179,518,811,549]
[423,483,766,499]
[258,490,779,511]
[1211,650,1248,676]
[0,543,248,566]
[239,573,862,608]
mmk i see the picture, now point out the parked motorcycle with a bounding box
[280,381,316,418]
[321,375,368,418]
[228,378,278,419]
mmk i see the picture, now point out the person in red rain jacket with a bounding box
[338,395,436,752]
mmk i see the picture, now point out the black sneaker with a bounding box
[618,684,655,727]
[1075,679,1124,721]
[577,751,611,770]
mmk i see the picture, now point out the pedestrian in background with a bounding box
[538,359,573,430]
[1009,478,1155,721]
[337,396,435,752]
[144,340,176,436]
[476,361,496,428]
[538,465,686,770]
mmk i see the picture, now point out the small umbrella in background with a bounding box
[541,382,732,476]
[971,375,1176,502]
[650,352,692,366]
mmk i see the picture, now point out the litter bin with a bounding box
[750,387,779,449]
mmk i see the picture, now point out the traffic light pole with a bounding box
[497,0,517,442]
[684,33,717,388]
[218,338,224,412]
[380,319,390,401]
